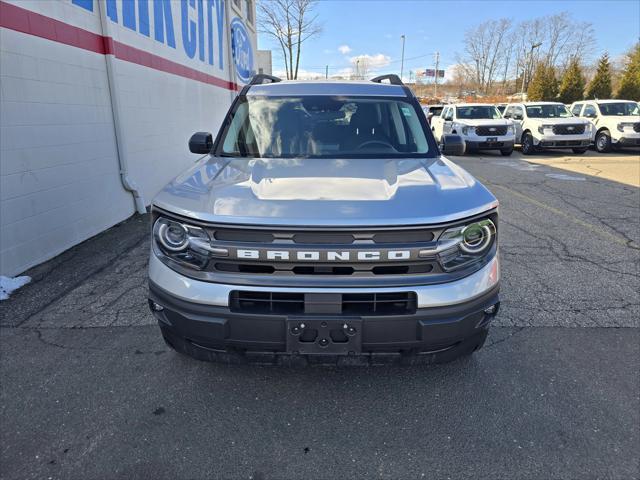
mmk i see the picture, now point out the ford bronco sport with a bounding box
[148,74,500,365]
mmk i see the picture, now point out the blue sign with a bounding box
[230,17,253,83]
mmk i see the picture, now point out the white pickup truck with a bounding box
[431,103,515,155]
[502,102,593,155]
[570,100,640,152]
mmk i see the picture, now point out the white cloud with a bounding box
[273,69,325,80]
[349,53,391,70]
[338,45,352,55]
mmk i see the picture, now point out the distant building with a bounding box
[256,50,273,75]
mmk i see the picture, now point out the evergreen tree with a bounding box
[586,53,612,99]
[527,63,559,101]
[558,59,586,104]
[615,43,640,100]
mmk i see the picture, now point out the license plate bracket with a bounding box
[286,318,362,355]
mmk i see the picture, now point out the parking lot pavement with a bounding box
[514,149,640,187]
[1,151,639,479]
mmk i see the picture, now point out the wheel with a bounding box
[595,130,612,153]
[521,132,536,155]
[500,147,514,156]
[572,148,588,154]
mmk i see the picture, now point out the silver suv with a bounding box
[148,75,500,365]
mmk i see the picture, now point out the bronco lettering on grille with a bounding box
[236,249,412,261]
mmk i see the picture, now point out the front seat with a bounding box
[343,103,385,150]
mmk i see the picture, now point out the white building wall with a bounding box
[0,0,257,276]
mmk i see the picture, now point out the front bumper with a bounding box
[534,134,591,148]
[464,139,514,151]
[614,135,640,146]
[148,253,500,362]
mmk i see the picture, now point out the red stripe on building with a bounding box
[0,0,239,91]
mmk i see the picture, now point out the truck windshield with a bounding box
[525,104,572,118]
[456,106,502,119]
[597,102,639,116]
[217,96,431,158]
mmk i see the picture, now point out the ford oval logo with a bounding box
[231,18,253,84]
[567,126,574,130]
[489,127,496,131]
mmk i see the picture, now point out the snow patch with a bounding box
[0,276,31,301]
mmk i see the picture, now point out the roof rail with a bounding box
[370,74,404,85]
[249,74,282,86]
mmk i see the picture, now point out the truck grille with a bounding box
[229,291,417,316]
[475,125,508,136]
[633,123,640,133]
[201,225,441,279]
[552,124,586,135]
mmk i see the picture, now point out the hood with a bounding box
[599,115,640,122]
[153,156,498,227]
[454,119,512,126]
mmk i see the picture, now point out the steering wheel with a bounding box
[356,140,395,150]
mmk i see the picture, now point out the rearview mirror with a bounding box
[189,132,213,154]
[512,114,522,120]
[440,134,465,156]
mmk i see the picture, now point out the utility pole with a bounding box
[434,51,440,98]
[400,35,406,80]
[325,65,328,79]
[521,42,542,99]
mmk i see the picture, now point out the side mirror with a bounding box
[440,134,465,156]
[189,132,213,154]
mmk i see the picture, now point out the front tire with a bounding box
[572,147,588,154]
[521,132,536,155]
[500,147,514,156]
[595,130,612,153]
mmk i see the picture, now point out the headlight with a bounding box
[432,218,497,271]
[616,123,633,132]
[461,125,470,135]
[507,124,515,134]
[153,217,221,269]
[156,220,189,252]
[537,124,553,134]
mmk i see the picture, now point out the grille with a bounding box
[552,124,586,135]
[229,291,417,316]
[211,261,435,276]
[203,225,440,278]
[475,125,508,136]
[633,123,640,133]
[209,228,434,245]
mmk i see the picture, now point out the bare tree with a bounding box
[544,12,596,69]
[460,18,513,93]
[457,13,596,95]
[258,0,321,79]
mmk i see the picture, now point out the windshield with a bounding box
[429,106,444,116]
[456,106,502,119]
[218,95,431,158]
[525,104,572,118]
[597,102,639,116]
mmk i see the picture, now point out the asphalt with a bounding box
[1,150,639,479]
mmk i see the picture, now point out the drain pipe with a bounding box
[97,1,146,214]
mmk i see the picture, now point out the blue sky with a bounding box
[257,0,640,78]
